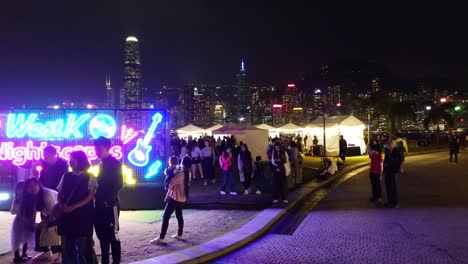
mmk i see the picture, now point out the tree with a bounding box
[423,103,455,144]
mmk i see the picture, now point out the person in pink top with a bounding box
[219,148,237,195]
[151,156,189,245]
[369,144,383,204]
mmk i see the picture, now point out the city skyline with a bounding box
[1,1,467,107]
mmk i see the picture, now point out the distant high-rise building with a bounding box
[313,88,324,118]
[121,36,144,109]
[193,86,211,127]
[371,77,382,93]
[105,76,115,108]
[232,60,251,123]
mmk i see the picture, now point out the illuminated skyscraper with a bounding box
[105,76,115,108]
[121,36,144,109]
[232,60,250,123]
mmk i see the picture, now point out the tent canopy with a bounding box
[278,122,303,130]
[307,115,364,128]
[176,124,205,134]
[305,115,366,155]
[212,124,269,160]
[256,123,275,130]
[205,124,223,134]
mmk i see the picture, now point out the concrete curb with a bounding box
[132,162,370,264]
[132,149,450,264]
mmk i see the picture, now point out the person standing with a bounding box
[238,144,254,194]
[189,141,204,181]
[93,137,123,264]
[271,143,289,203]
[369,144,383,204]
[151,157,188,245]
[201,139,216,185]
[339,135,348,162]
[219,148,236,195]
[35,145,68,261]
[57,151,98,264]
[38,146,69,191]
[449,130,460,164]
[252,156,265,194]
[383,139,405,208]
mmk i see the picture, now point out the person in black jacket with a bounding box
[383,139,405,208]
[38,145,69,190]
[93,137,123,264]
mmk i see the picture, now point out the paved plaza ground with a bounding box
[217,151,468,264]
[0,209,258,263]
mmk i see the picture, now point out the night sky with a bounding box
[1,1,467,106]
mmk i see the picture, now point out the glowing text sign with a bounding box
[6,113,117,139]
[0,140,123,166]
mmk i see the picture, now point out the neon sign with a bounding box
[6,113,118,140]
[1,110,167,184]
[145,160,162,179]
[89,114,117,139]
[121,125,139,145]
[0,140,123,166]
[128,113,162,167]
[7,113,90,139]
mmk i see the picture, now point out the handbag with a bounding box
[39,224,61,247]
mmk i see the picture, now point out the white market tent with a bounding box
[277,122,305,136]
[205,124,224,136]
[176,124,206,138]
[306,115,366,156]
[255,123,278,138]
[212,124,269,160]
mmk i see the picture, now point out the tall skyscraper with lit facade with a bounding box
[105,76,115,108]
[232,60,250,123]
[121,36,144,109]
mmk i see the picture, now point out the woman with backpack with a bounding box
[238,144,254,194]
[271,142,289,203]
[219,148,237,195]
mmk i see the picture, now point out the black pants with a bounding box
[95,205,121,264]
[202,158,214,181]
[272,170,287,200]
[339,150,346,161]
[61,236,97,264]
[369,172,382,200]
[160,198,184,239]
[450,150,459,163]
[384,172,399,206]
[242,169,253,191]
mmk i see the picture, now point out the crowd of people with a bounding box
[170,134,305,203]
[10,137,122,264]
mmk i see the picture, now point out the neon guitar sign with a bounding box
[127,113,163,167]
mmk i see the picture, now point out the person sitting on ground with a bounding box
[317,158,338,181]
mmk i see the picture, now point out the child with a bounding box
[219,148,237,195]
[11,181,35,263]
[164,156,178,191]
[253,156,265,194]
[151,156,188,245]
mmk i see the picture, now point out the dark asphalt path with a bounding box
[215,151,468,264]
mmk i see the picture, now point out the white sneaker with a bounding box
[273,199,279,203]
[230,192,237,195]
[150,237,166,245]
[244,190,249,195]
[34,251,52,261]
[212,179,216,184]
[171,234,184,240]
[283,200,289,203]
[256,190,261,195]
[220,191,226,195]
[204,181,208,186]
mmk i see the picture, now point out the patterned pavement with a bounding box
[216,151,468,264]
